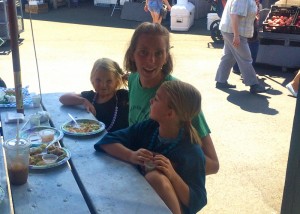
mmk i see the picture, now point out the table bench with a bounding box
[0,92,171,213]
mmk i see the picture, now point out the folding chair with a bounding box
[111,0,121,16]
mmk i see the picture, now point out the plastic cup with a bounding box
[30,114,40,128]
[32,95,41,108]
[4,138,31,185]
[39,129,55,143]
[144,160,156,172]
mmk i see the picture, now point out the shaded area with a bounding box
[22,1,210,36]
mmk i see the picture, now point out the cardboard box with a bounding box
[25,3,48,14]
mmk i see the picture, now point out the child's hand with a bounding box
[153,154,176,180]
[129,148,154,166]
[82,99,96,115]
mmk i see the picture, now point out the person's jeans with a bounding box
[233,40,259,72]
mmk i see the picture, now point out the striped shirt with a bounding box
[219,0,257,38]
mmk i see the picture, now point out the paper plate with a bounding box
[29,147,71,170]
[20,126,64,147]
[61,119,105,136]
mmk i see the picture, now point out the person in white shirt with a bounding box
[215,0,270,94]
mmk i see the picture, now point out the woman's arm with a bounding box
[144,0,149,12]
[201,134,219,175]
[231,14,241,47]
[162,0,171,10]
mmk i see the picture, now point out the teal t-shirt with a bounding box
[128,72,211,137]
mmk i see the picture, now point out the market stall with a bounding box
[256,0,300,70]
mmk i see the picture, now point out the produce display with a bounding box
[266,15,294,26]
[294,15,300,26]
[294,15,300,34]
[263,5,300,34]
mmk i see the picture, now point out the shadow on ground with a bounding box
[217,87,279,115]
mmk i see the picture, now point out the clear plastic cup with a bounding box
[29,114,40,128]
[32,94,41,108]
[39,129,55,143]
[3,138,31,185]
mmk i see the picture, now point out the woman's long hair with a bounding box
[123,22,173,76]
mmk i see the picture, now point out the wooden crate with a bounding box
[25,3,48,14]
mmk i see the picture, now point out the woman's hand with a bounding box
[153,154,176,180]
[144,4,148,12]
[232,35,240,48]
[129,148,154,165]
[82,99,96,116]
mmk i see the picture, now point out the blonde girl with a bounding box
[95,80,207,213]
[60,58,129,132]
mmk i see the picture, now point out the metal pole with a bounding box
[281,82,300,213]
[7,0,24,114]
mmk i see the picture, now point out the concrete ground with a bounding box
[0,2,298,213]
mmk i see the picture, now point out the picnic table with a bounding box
[0,92,171,214]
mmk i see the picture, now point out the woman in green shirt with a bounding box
[123,22,219,175]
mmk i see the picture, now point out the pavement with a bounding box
[0,2,298,213]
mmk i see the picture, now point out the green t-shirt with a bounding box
[128,72,211,137]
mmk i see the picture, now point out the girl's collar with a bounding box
[138,74,167,89]
[158,127,184,145]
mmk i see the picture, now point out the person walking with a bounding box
[144,0,172,24]
[286,70,300,98]
[215,0,270,94]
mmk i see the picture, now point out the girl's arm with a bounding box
[101,143,154,165]
[101,143,133,162]
[59,93,96,115]
[201,134,219,175]
[59,93,88,105]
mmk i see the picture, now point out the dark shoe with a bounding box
[216,82,236,89]
[232,69,241,75]
[250,84,271,94]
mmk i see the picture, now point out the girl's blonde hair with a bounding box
[123,22,173,76]
[90,58,127,89]
[160,81,202,145]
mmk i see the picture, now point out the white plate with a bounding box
[20,126,64,146]
[29,147,71,170]
[61,119,105,136]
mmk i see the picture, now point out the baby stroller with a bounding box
[209,0,226,43]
